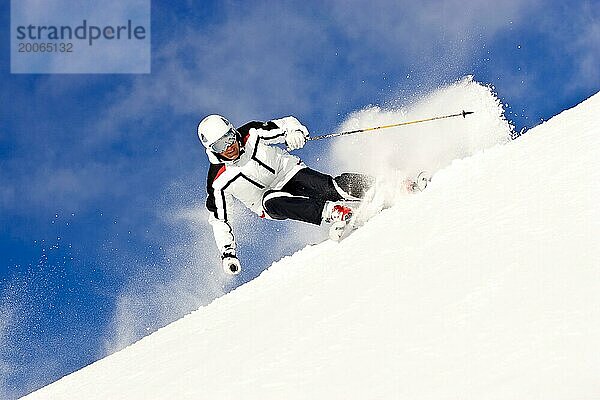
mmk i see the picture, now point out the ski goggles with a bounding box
[210,129,237,153]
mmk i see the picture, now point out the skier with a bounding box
[198,114,371,275]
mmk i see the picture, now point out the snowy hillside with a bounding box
[23,91,600,399]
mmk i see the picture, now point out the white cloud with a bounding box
[0,160,122,215]
[91,2,335,142]
[569,8,600,90]
[327,0,538,67]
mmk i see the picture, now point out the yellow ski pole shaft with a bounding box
[308,110,474,142]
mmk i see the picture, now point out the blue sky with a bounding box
[1,0,598,398]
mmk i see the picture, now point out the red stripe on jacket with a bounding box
[214,165,226,181]
[242,133,250,145]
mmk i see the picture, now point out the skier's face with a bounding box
[219,140,240,160]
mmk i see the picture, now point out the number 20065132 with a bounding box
[18,42,73,53]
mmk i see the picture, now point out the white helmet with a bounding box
[197,115,238,153]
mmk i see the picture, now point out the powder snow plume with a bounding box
[330,76,513,181]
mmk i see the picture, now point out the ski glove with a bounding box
[222,252,241,275]
[285,129,308,151]
[273,116,309,151]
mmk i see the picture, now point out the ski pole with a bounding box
[308,110,474,142]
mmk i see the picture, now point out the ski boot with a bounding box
[323,202,354,241]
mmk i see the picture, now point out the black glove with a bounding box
[221,251,241,275]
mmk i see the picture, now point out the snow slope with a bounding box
[23,92,600,399]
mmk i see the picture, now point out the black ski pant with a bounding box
[262,168,344,225]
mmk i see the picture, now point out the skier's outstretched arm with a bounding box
[208,214,240,275]
[208,213,235,255]
[207,212,241,275]
[206,178,241,275]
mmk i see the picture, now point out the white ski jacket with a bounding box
[205,117,307,256]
